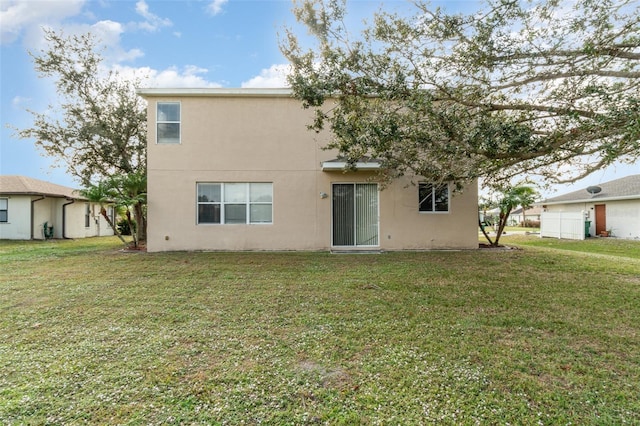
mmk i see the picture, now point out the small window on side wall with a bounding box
[0,198,8,222]
[419,183,449,213]
[85,203,91,227]
[157,102,180,144]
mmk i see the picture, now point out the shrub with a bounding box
[520,219,540,228]
[117,218,137,235]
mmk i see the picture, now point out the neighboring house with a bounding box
[0,175,115,240]
[508,206,543,226]
[540,174,640,239]
[137,88,479,252]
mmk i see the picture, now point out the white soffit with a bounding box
[321,161,381,171]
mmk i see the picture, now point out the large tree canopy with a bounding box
[282,0,640,188]
[17,29,147,187]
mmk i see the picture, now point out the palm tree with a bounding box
[481,185,539,247]
[516,187,537,228]
[80,182,127,245]
[108,172,147,247]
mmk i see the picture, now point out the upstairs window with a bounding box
[197,183,273,225]
[0,198,7,222]
[157,102,181,144]
[419,183,449,213]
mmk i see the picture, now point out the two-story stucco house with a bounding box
[137,88,478,252]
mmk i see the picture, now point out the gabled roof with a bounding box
[0,175,84,199]
[542,174,640,205]
[510,206,543,215]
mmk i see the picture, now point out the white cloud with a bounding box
[90,20,144,62]
[0,0,85,44]
[134,0,172,32]
[241,64,291,88]
[11,95,31,109]
[120,65,223,88]
[207,0,228,16]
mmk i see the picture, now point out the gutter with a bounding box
[62,198,75,239]
[538,194,640,206]
[30,196,45,239]
[136,87,294,98]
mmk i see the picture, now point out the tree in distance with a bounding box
[16,29,148,243]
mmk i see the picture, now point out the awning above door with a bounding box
[321,158,381,172]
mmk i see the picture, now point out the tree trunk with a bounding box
[493,208,513,246]
[479,215,494,246]
[100,206,127,245]
[133,203,146,243]
[126,209,138,247]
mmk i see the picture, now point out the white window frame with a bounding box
[197,182,273,225]
[0,198,7,223]
[418,182,450,213]
[156,101,181,144]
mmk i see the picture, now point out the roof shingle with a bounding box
[543,174,640,204]
[0,175,84,199]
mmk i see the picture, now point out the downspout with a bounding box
[30,196,45,240]
[62,198,75,239]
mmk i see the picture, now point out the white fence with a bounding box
[540,211,586,240]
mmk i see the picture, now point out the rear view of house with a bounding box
[0,175,115,240]
[137,88,478,252]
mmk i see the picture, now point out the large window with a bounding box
[0,198,7,222]
[157,102,180,144]
[419,183,449,213]
[197,183,273,225]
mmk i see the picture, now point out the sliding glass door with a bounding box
[332,183,379,247]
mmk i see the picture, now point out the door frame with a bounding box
[331,182,380,248]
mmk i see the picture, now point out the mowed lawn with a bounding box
[1,237,639,425]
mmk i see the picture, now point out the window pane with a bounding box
[0,199,7,209]
[418,184,434,212]
[157,123,180,144]
[332,184,355,246]
[434,185,449,211]
[225,183,246,203]
[198,184,221,202]
[0,211,6,222]
[198,204,220,223]
[250,183,272,202]
[355,184,378,245]
[250,204,272,223]
[224,204,246,224]
[157,103,180,121]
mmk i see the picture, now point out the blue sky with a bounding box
[0,0,637,197]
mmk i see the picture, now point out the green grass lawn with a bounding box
[502,234,640,260]
[1,237,639,424]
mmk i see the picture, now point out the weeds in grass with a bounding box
[1,237,639,424]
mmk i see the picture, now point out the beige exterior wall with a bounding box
[0,195,114,240]
[64,201,115,239]
[0,195,31,239]
[141,90,478,252]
